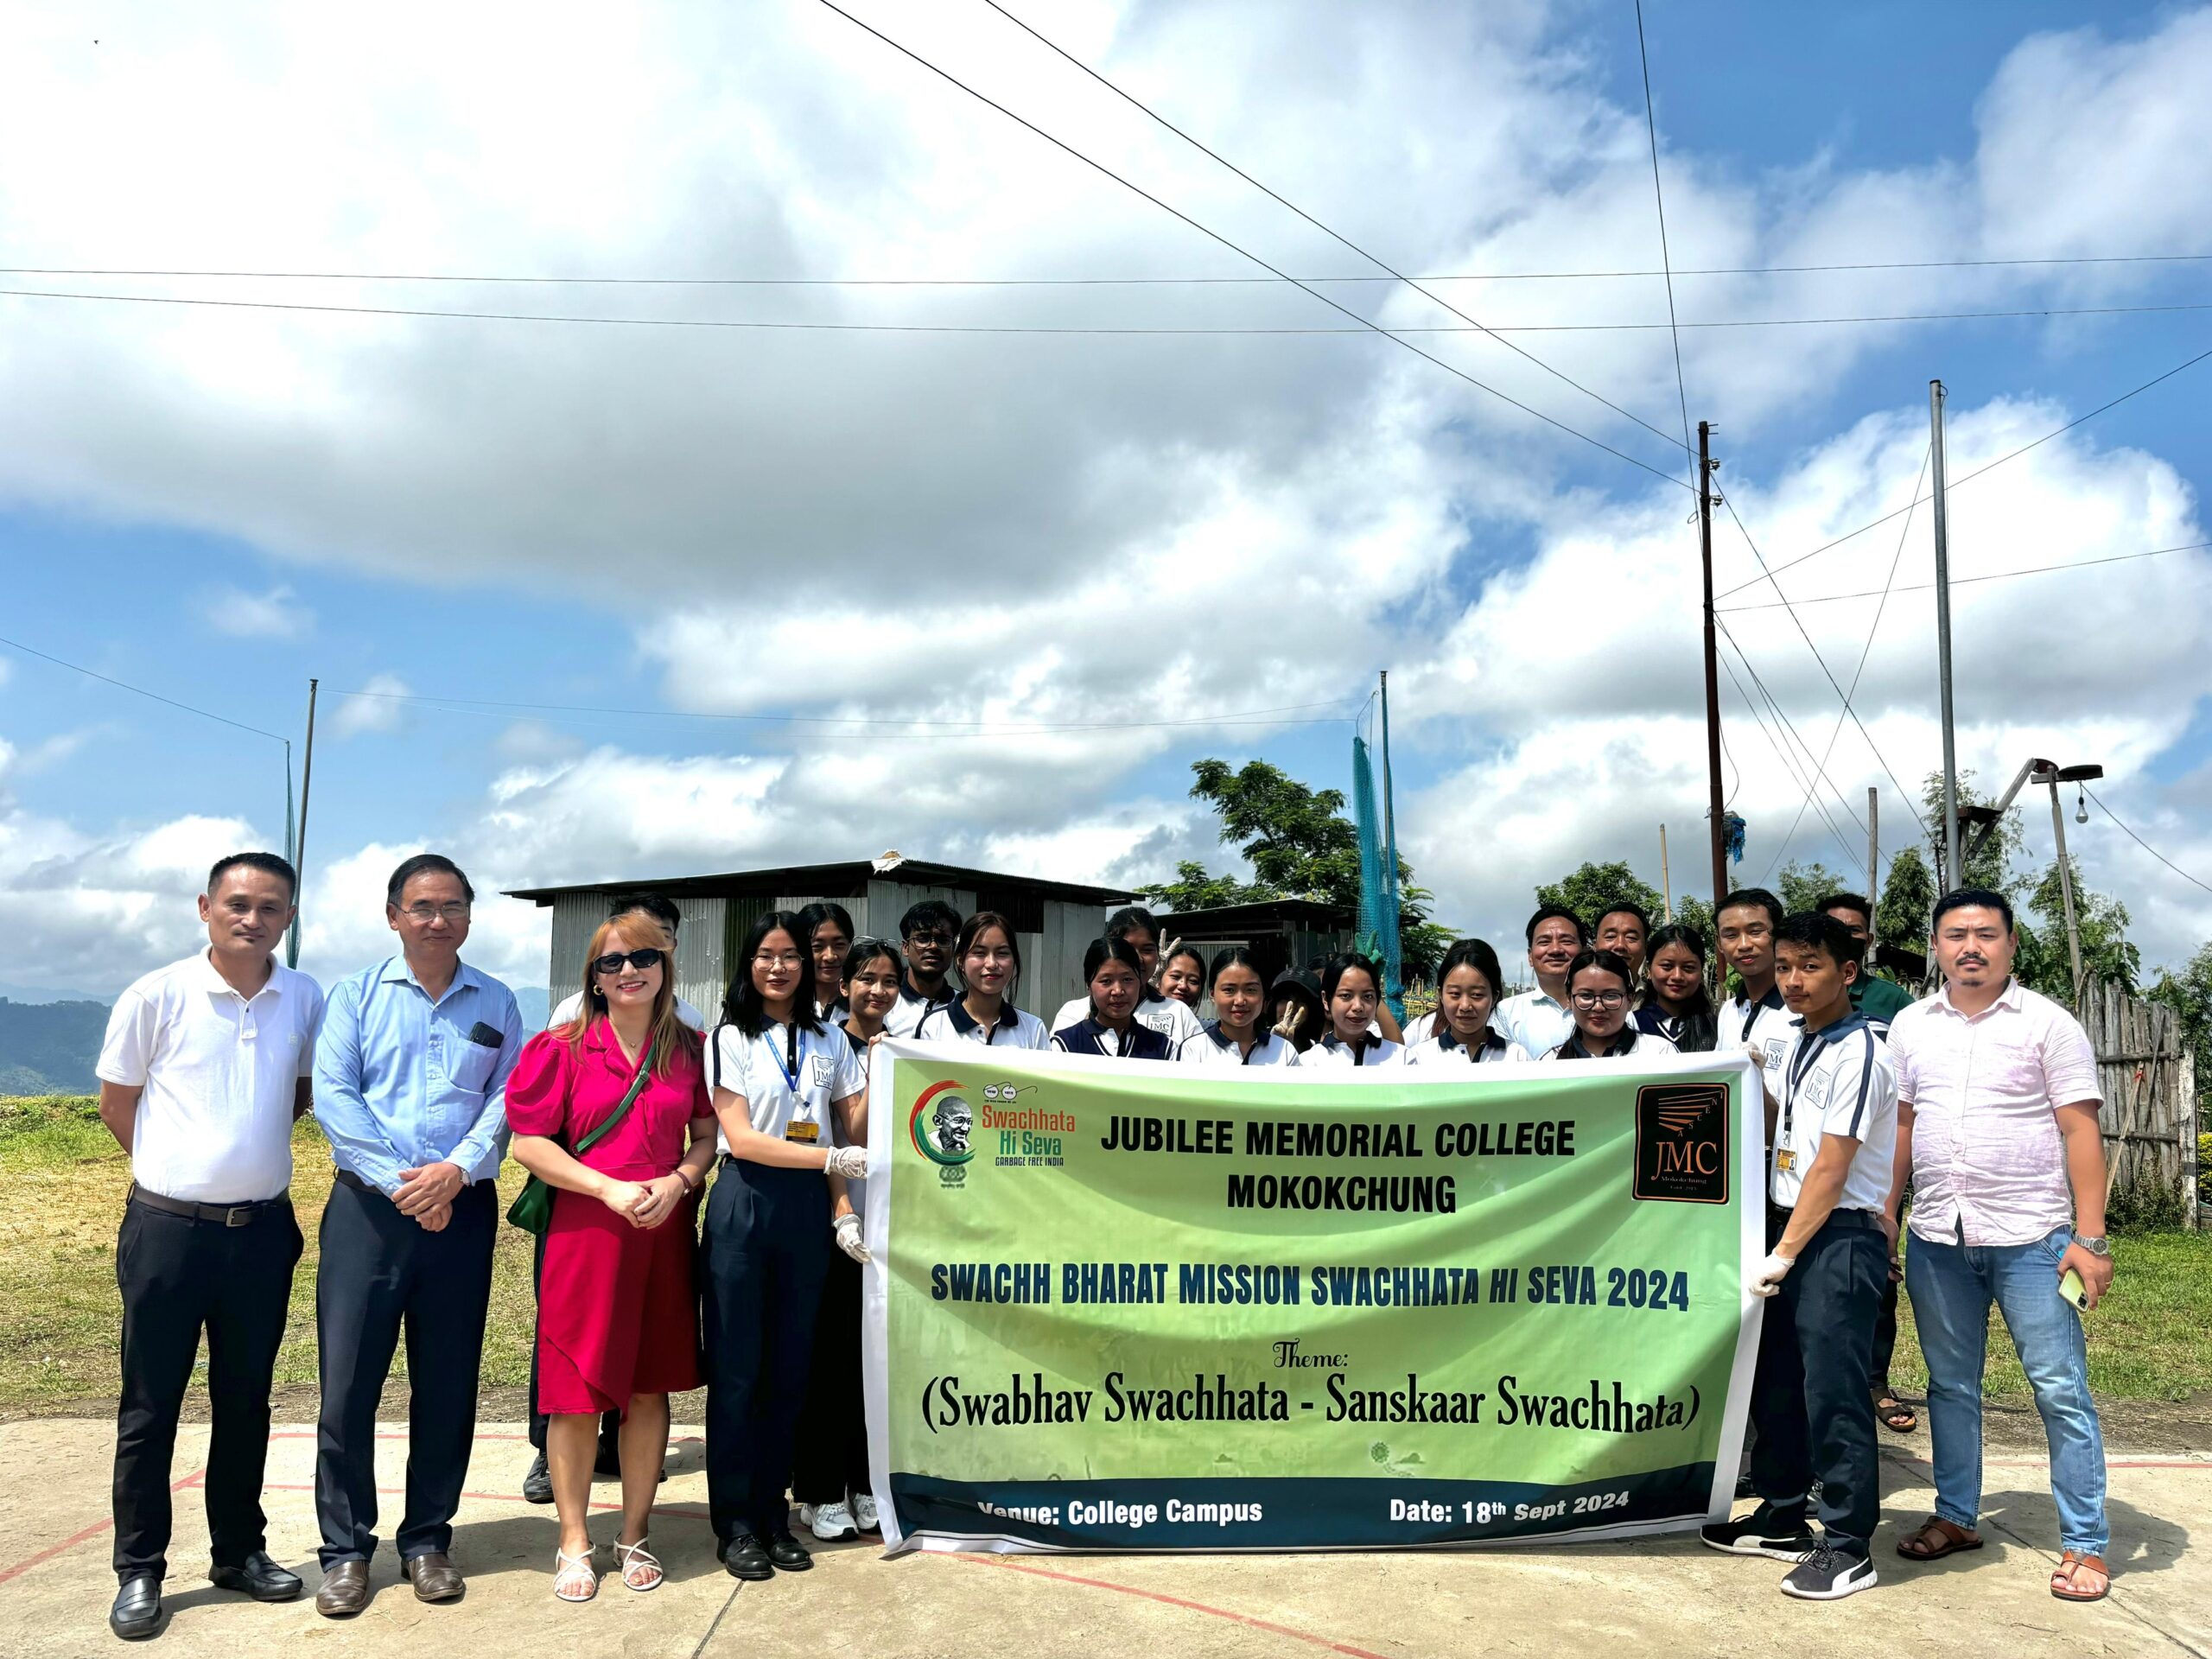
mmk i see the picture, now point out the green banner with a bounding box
[862,1041,1764,1554]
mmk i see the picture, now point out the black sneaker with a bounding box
[522,1451,553,1504]
[719,1532,774,1581]
[1781,1543,1878,1601]
[766,1530,814,1572]
[1700,1504,1818,1561]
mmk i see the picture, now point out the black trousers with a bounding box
[526,1225,621,1457]
[111,1192,302,1580]
[314,1177,495,1567]
[1872,1274,1900,1388]
[791,1249,872,1503]
[1749,1205,1888,1551]
[701,1160,831,1539]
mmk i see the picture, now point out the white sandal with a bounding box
[553,1546,599,1602]
[613,1537,664,1592]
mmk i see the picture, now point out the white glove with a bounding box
[825,1143,869,1180]
[1748,1250,1796,1299]
[834,1212,871,1263]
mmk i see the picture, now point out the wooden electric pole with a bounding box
[1700,420,1727,910]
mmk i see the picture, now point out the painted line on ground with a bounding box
[956,1554,1392,1659]
[0,1469,203,1590]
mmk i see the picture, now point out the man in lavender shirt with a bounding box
[1883,888,2113,1602]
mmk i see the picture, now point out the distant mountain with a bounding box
[513,986,549,1032]
[0,998,110,1095]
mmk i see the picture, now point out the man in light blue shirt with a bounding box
[309,853,522,1618]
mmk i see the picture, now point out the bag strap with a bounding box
[570,1045,654,1158]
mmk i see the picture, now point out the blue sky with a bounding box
[3,0,2209,994]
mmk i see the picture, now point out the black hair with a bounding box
[1815,892,1873,925]
[955,910,1024,995]
[207,851,297,900]
[1207,945,1266,989]
[1080,935,1147,1022]
[899,898,963,940]
[1564,948,1635,995]
[1596,901,1651,936]
[1932,887,2015,932]
[842,936,903,983]
[385,852,474,906]
[1776,910,1864,969]
[1160,942,1206,979]
[720,908,825,1037]
[1434,938,1506,1004]
[1103,905,1160,947]
[1266,966,1325,1052]
[1319,951,1382,1004]
[798,900,855,944]
[1525,904,1589,945]
[607,892,682,935]
[1641,922,1718,1048]
[1644,922,1710,974]
[1717,887,1784,931]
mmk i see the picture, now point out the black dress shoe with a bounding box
[522,1452,554,1504]
[110,1575,165,1642]
[719,1532,775,1581]
[766,1531,814,1572]
[209,1550,304,1602]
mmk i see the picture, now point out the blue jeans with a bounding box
[1905,1223,2107,1554]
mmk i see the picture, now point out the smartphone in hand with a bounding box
[2059,1267,2091,1312]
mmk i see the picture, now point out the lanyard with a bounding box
[1779,1030,1828,1143]
[777,1022,803,1096]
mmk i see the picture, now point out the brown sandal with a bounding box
[1896,1516,1983,1560]
[2050,1551,2110,1602]
[1873,1390,1917,1433]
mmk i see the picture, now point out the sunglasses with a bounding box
[593,948,665,976]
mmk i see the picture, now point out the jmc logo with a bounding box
[1632,1082,1729,1204]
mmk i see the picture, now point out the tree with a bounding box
[1777,860,1845,917]
[1921,768,2024,894]
[2016,857,2141,998]
[2147,941,2212,1101]
[1875,845,1936,952]
[1534,861,1713,945]
[1145,759,1452,979]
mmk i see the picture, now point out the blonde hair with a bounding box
[562,912,690,1077]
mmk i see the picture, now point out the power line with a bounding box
[10,283,2210,340]
[332,684,1363,738]
[1632,0,1694,464]
[0,632,286,742]
[2083,787,2212,899]
[1713,634,1866,876]
[10,252,2210,286]
[1758,444,1929,880]
[1715,538,2212,611]
[1713,341,2212,601]
[978,0,1681,454]
[807,0,1691,490]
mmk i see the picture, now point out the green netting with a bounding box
[1351,733,1404,1017]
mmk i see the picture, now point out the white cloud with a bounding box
[200,582,313,639]
[329,672,410,738]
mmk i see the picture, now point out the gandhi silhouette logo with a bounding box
[1633,1082,1728,1203]
[909,1079,975,1167]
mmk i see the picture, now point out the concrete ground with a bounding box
[0,1421,2202,1659]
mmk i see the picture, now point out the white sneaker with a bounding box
[853,1492,880,1534]
[802,1501,856,1541]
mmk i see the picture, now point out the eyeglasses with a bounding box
[753,951,806,969]
[398,902,471,924]
[905,930,955,947]
[1571,989,1628,1009]
[594,948,665,976]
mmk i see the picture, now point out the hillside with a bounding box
[0,999,109,1094]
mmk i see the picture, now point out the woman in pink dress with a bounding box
[507,914,718,1602]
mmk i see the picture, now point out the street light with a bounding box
[2030,761,2105,1005]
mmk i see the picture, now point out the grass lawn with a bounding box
[0,1095,539,1412]
[4,1093,2208,1414]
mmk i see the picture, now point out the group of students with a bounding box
[91,849,2119,1638]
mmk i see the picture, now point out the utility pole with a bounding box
[291,679,319,968]
[1378,669,1403,1008]
[2043,772,2086,1003]
[1659,823,1673,921]
[1866,787,1879,911]
[1929,380,1961,892]
[1699,420,1727,913]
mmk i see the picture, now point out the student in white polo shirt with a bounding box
[1408,939,1526,1066]
[95,852,324,1641]
[1179,947,1300,1066]
[1703,912,1896,1602]
[883,899,961,1038]
[1053,937,1175,1058]
[1715,887,1794,1112]
[914,911,1050,1048]
[1052,906,1205,1052]
[701,911,869,1583]
[1303,952,1406,1068]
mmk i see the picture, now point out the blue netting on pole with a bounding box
[1351,733,1404,1017]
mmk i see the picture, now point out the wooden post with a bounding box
[1659,823,1673,921]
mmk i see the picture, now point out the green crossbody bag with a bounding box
[505,1052,653,1236]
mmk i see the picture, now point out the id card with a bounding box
[1775,1147,1797,1173]
[785,1120,820,1145]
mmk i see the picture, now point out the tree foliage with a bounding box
[2147,941,2212,1101]
[1776,860,1846,918]
[1533,861,1713,945]
[1875,845,1936,952]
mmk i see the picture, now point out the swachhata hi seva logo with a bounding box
[910,1079,976,1185]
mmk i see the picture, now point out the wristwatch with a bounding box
[2073,1234,2111,1257]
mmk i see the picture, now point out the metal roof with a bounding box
[1152,897,1357,931]
[504,856,1135,908]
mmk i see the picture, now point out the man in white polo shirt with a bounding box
[1494,905,1585,1059]
[1885,888,2113,1602]
[95,852,324,1641]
